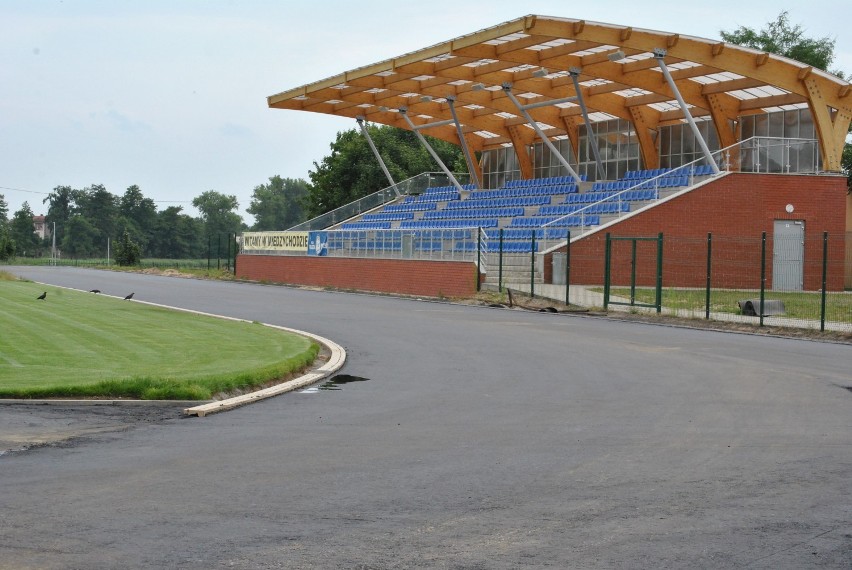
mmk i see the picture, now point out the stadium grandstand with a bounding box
[238,14,851,302]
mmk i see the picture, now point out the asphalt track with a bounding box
[1,266,850,569]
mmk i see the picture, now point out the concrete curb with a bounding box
[184,327,346,417]
[22,281,347,418]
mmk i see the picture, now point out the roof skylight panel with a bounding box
[504,64,538,73]
[571,44,618,57]
[464,59,499,68]
[424,53,455,63]
[484,32,529,45]
[526,38,575,51]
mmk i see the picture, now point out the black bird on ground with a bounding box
[89,289,100,294]
[124,292,134,300]
[36,292,47,300]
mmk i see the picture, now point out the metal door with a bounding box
[773,220,804,291]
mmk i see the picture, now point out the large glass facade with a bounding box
[532,138,577,180]
[577,119,640,182]
[658,118,720,169]
[739,107,820,173]
[479,146,520,189]
[479,108,821,185]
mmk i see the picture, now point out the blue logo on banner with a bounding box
[308,231,328,256]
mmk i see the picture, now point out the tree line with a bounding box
[0,125,464,262]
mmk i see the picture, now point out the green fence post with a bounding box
[530,232,536,298]
[217,234,221,270]
[498,228,504,293]
[476,228,482,292]
[705,232,712,319]
[565,231,571,307]
[207,235,211,271]
[630,238,637,305]
[604,233,611,310]
[759,231,766,327]
[820,231,828,332]
[655,232,663,314]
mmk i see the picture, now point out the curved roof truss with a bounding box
[269,15,851,171]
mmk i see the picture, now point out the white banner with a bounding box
[242,231,309,252]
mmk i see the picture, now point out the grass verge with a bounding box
[598,287,852,323]
[0,279,319,400]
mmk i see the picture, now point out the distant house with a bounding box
[33,215,51,240]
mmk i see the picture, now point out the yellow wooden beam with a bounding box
[507,125,534,178]
[629,105,660,169]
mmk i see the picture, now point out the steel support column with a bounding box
[399,108,465,193]
[654,49,720,174]
[501,83,582,184]
[446,96,480,189]
[356,116,400,196]
[569,68,605,180]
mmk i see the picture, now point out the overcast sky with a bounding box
[2,1,849,223]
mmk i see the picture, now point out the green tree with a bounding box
[114,229,142,266]
[720,11,839,73]
[0,195,14,260]
[247,176,309,230]
[42,185,74,246]
[192,191,243,256]
[0,193,8,226]
[74,184,119,246]
[305,125,467,217]
[118,185,158,253]
[722,11,849,187]
[150,206,204,258]
[9,202,40,257]
[62,214,101,258]
[0,227,13,260]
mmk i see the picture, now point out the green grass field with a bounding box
[603,287,852,322]
[0,275,319,400]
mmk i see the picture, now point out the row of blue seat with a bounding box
[510,215,601,228]
[329,230,476,240]
[340,221,393,230]
[422,184,476,194]
[483,228,570,240]
[362,212,414,222]
[470,184,578,198]
[563,191,624,204]
[384,202,437,213]
[399,219,499,229]
[540,202,630,216]
[445,196,550,209]
[503,174,587,187]
[406,191,460,203]
[422,207,524,220]
[454,241,539,253]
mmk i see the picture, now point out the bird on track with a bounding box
[124,292,135,300]
[36,292,47,300]
[89,289,101,294]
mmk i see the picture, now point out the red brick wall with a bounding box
[236,255,479,298]
[547,173,847,291]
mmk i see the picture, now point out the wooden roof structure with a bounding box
[268,15,851,173]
